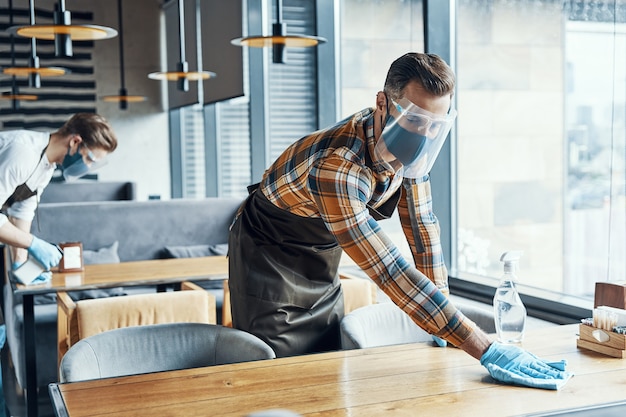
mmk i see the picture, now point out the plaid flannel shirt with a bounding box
[259,108,475,345]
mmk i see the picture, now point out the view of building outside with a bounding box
[456,0,625,300]
[340,0,626,303]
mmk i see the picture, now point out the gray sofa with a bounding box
[2,197,242,415]
[37,181,136,204]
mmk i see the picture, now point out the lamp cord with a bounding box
[29,0,36,63]
[117,0,125,89]
[179,0,186,63]
[276,0,283,23]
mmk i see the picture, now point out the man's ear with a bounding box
[69,134,83,147]
[65,134,82,154]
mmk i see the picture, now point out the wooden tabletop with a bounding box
[50,324,626,417]
[15,256,228,295]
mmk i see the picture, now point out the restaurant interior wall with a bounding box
[0,0,171,201]
[89,0,172,201]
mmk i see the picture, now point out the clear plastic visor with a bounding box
[62,144,108,181]
[375,97,456,179]
[82,145,108,170]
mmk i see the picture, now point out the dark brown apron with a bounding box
[1,183,37,213]
[228,185,345,357]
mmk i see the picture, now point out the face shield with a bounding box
[61,144,108,181]
[375,97,456,179]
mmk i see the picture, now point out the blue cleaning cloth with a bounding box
[480,342,573,390]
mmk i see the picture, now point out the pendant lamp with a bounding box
[1,90,38,101]
[148,0,216,92]
[101,0,147,109]
[8,0,117,58]
[2,0,68,87]
[230,0,326,64]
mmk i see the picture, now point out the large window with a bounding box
[456,0,625,308]
[339,0,626,316]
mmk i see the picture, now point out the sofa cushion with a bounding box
[83,241,121,264]
[162,243,228,258]
[162,244,228,292]
[161,243,228,325]
[69,241,127,301]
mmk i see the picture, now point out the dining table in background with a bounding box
[49,324,626,417]
[11,255,229,417]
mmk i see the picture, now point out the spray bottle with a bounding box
[493,251,527,343]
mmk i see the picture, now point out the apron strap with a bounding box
[1,183,37,213]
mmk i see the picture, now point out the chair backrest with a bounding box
[74,289,212,341]
[340,301,497,350]
[339,302,432,349]
[453,300,496,334]
[57,282,216,365]
[59,322,276,383]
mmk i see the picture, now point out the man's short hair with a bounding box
[57,113,118,152]
[384,52,456,100]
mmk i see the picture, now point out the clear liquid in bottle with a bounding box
[493,251,527,344]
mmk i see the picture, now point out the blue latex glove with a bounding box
[27,236,62,270]
[432,335,448,347]
[12,261,23,270]
[30,271,53,285]
[480,342,573,390]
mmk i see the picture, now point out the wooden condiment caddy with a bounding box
[577,324,626,358]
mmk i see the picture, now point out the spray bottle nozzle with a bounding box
[500,250,523,272]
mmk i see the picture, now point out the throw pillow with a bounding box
[162,243,228,258]
[68,241,126,301]
[82,241,121,264]
[161,243,228,290]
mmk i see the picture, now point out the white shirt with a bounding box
[0,130,56,227]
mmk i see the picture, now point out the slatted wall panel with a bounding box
[0,2,97,130]
[267,0,319,161]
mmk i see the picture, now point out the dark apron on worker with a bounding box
[228,185,345,357]
[228,178,402,357]
[2,147,45,214]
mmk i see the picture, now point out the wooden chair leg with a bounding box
[57,291,77,371]
[222,280,232,327]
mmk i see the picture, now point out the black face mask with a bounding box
[381,116,428,166]
[60,144,90,181]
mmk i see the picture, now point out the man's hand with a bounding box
[480,342,573,390]
[27,236,62,270]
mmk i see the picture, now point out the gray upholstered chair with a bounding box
[340,302,433,349]
[339,301,496,349]
[58,322,276,383]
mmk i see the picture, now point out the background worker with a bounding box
[229,52,572,390]
[0,113,118,281]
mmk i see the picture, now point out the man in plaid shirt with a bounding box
[228,53,572,390]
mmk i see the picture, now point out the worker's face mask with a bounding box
[61,143,106,181]
[375,97,456,179]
